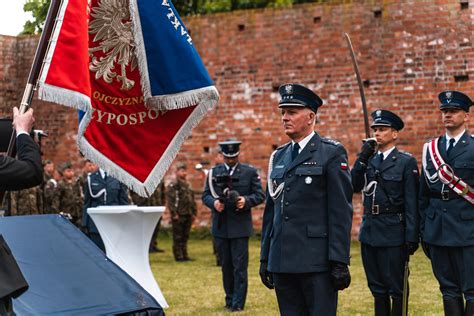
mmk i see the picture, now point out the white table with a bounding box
[87,205,168,308]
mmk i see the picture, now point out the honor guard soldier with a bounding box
[420,91,474,316]
[82,168,129,251]
[166,162,197,261]
[202,140,265,312]
[352,110,419,316]
[260,83,353,316]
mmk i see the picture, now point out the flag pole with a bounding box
[1,0,62,208]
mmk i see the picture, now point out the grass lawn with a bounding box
[150,236,443,315]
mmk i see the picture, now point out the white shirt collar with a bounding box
[99,168,106,179]
[445,129,465,148]
[224,162,239,174]
[378,146,396,160]
[292,131,315,153]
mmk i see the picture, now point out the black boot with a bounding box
[465,300,474,316]
[443,297,464,316]
[391,297,403,316]
[375,296,390,316]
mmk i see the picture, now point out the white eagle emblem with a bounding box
[88,0,138,91]
[376,110,382,117]
[445,91,452,103]
[285,84,293,94]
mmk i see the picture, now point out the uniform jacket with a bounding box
[41,174,57,214]
[260,133,353,273]
[352,148,420,247]
[82,171,129,233]
[11,186,42,216]
[0,134,42,191]
[166,179,197,217]
[53,179,83,226]
[0,134,42,299]
[202,163,264,238]
[420,132,474,246]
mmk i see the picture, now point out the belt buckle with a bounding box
[442,191,449,201]
[372,205,380,215]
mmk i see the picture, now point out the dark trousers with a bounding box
[149,218,162,251]
[273,272,337,316]
[361,243,406,298]
[215,237,248,309]
[429,245,474,301]
[0,296,12,316]
[171,215,192,260]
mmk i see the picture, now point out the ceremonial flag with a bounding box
[38,0,219,196]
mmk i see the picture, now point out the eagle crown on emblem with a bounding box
[285,85,293,94]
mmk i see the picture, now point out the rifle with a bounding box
[0,0,62,209]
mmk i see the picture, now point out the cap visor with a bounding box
[278,103,306,108]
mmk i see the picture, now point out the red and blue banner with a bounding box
[38,0,219,196]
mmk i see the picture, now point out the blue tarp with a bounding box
[0,215,164,315]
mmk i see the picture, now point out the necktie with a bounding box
[378,153,384,164]
[291,143,300,161]
[447,138,455,157]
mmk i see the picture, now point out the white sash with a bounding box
[267,150,284,200]
[423,138,474,206]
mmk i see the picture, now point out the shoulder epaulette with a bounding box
[398,150,413,157]
[276,142,291,150]
[425,136,439,143]
[321,138,340,146]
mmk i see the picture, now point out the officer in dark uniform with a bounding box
[82,168,129,251]
[202,140,265,312]
[260,83,353,316]
[420,91,474,316]
[0,107,42,315]
[352,110,419,316]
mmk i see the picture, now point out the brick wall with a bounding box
[1,0,473,238]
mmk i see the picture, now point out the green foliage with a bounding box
[21,0,51,35]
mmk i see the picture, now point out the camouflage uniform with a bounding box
[52,179,83,227]
[77,172,88,200]
[11,186,42,216]
[41,173,57,214]
[166,178,197,261]
[130,183,166,252]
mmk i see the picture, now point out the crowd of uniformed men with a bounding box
[203,84,473,316]
[2,83,473,316]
